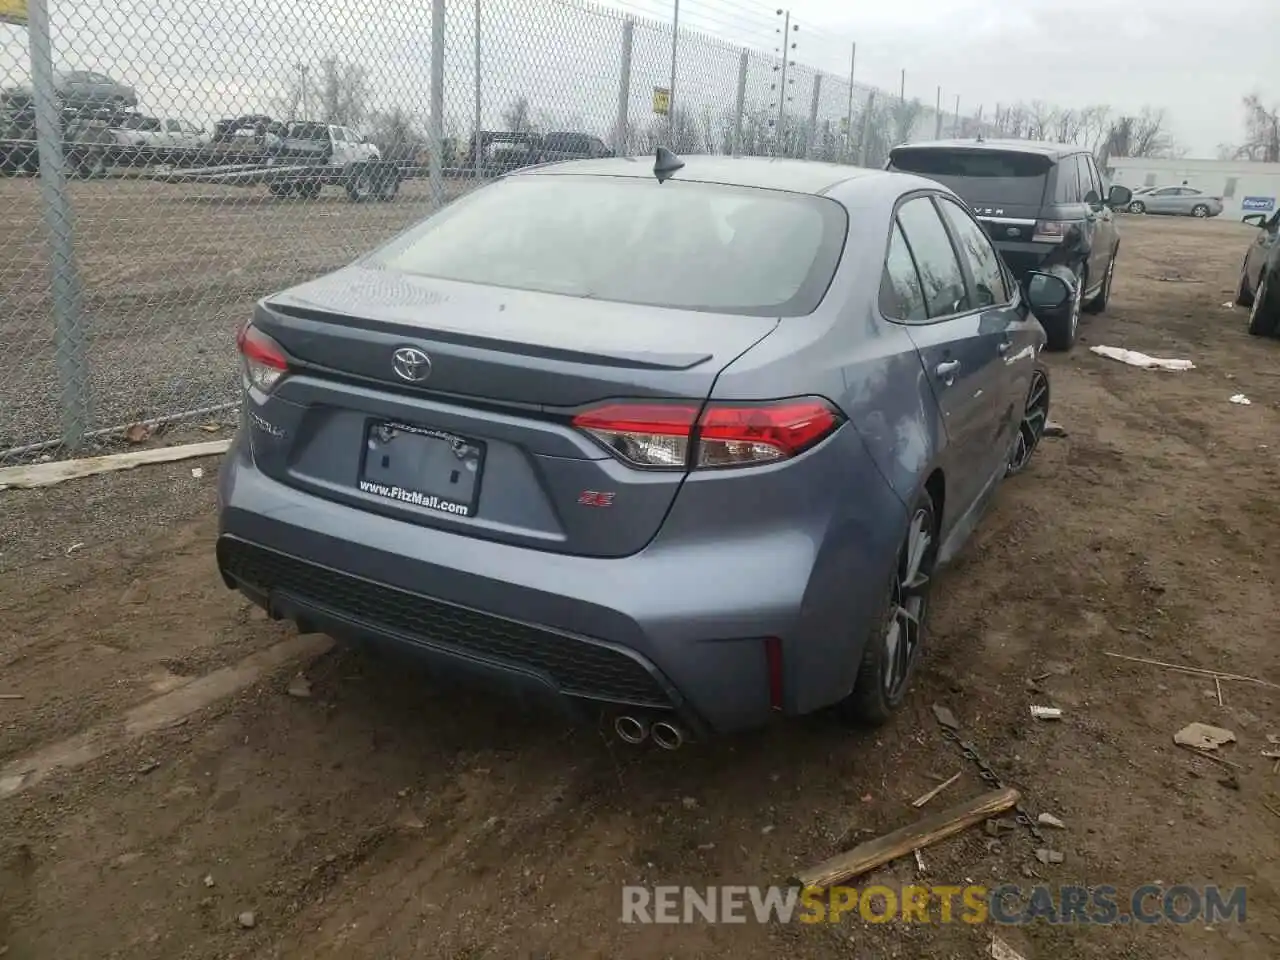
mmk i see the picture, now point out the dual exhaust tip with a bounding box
[614,714,686,750]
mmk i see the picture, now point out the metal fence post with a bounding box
[614,18,633,154]
[27,0,89,451]
[429,0,445,203]
[844,43,856,158]
[857,89,876,167]
[805,73,821,159]
[935,86,943,139]
[668,0,680,141]
[732,49,748,156]
[473,0,482,181]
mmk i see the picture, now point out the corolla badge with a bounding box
[392,347,432,383]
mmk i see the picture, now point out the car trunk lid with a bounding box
[245,266,779,558]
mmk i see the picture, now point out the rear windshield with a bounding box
[889,148,1051,206]
[367,175,847,316]
[287,122,329,140]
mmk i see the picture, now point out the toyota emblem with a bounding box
[392,347,432,383]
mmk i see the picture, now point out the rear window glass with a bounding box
[288,122,330,140]
[367,175,847,317]
[889,148,1051,206]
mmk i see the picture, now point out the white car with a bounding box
[115,116,208,150]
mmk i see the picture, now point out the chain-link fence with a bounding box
[0,0,992,464]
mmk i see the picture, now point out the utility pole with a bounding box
[297,64,309,120]
[954,94,960,137]
[899,69,905,102]
[935,86,942,139]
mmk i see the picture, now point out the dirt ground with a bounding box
[1,214,1278,960]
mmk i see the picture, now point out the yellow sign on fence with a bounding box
[0,0,27,26]
[652,86,670,116]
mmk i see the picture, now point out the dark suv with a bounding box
[886,139,1132,350]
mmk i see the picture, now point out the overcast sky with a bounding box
[3,0,1276,155]
[782,0,1277,156]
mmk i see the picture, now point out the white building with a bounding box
[1106,156,1280,220]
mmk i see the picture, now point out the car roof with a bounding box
[892,138,1086,159]
[512,154,903,197]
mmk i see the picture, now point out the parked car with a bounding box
[113,115,208,150]
[1236,209,1280,336]
[463,130,543,174]
[541,131,614,163]
[886,139,1132,351]
[215,152,1070,743]
[1,70,137,111]
[1127,185,1223,218]
[262,122,385,200]
[212,114,285,147]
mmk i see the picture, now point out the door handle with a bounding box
[997,339,1012,355]
[935,360,960,384]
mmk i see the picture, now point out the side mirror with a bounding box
[1242,213,1267,227]
[1105,184,1132,208]
[1024,271,1072,311]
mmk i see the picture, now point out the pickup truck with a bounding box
[259,121,392,200]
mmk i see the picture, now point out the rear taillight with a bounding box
[572,398,843,470]
[236,321,288,394]
[1032,220,1077,244]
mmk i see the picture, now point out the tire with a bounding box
[1083,248,1117,314]
[1041,269,1084,352]
[1236,261,1255,307]
[267,181,296,198]
[1247,274,1280,337]
[73,151,106,179]
[1191,204,1210,218]
[1129,200,1146,214]
[345,167,374,202]
[1006,366,1050,477]
[295,180,322,200]
[841,492,939,726]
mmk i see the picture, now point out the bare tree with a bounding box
[500,96,534,134]
[367,108,425,162]
[1233,93,1280,162]
[890,97,923,146]
[1101,107,1178,162]
[318,57,367,126]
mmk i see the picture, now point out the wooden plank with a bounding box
[792,787,1020,891]
[0,440,230,490]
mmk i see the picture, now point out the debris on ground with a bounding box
[237,911,256,929]
[1229,394,1252,405]
[137,759,160,775]
[911,771,961,808]
[791,787,1019,891]
[0,694,23,701]
[1035,848,1065,865]
[984,818,1016,838]
[1173,722,1236,751]
[681,796,699,811]
[191,467,205,479]
[1037,812,1067,829]
[989,933,1029,960]
[0,440,233,491]
[914,849,926,872]
[203,875,215,888]
[1030,706,1063,720]
[200,424,221,432]
[1043,421,1068,438]
[285,674,312,699]
[1089,345,1196,371]
[1103,652,1280,691]
[931,704,960,730]
[65,543,84,556]
[124,423,154,444]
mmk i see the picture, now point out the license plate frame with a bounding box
[357,419,486,518]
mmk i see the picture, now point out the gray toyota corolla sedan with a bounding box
[216,151,1068,747]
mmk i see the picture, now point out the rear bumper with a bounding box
[216,429,905,735]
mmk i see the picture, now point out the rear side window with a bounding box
[895,197,970,318]
[936,197,1010,306]
[1055,157,1082,204]
[880,222,928,322]
[369,175,848,317]
[889,148,1051,207]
